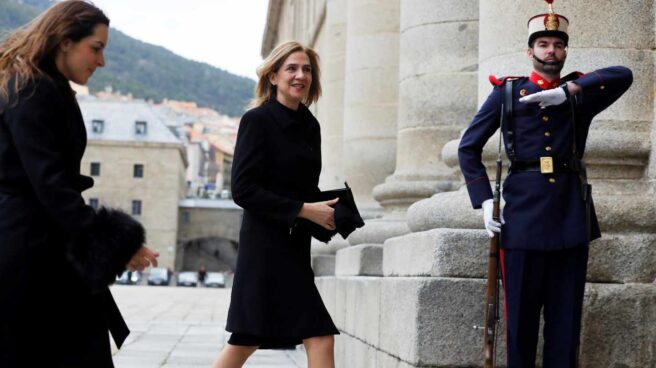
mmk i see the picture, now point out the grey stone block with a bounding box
[406,188,481,233]
[333,276,654,368]
[588,233,656,283]
[580,283,656,368]
[334,277,349,330]
[348,218,410,246]
[315,276,337,322]
[384,229,656,284]
[335,333,378,368]
[383,228,488,278]
[311,237,350,255]
[335,244,383,276]
[400,0,478,32]
[377,350,416,368]
[378,277,506,366]
[341,277,381,346]
[312,255,336,276]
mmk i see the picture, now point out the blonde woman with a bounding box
[212,41,338,368]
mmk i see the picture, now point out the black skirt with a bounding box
[228,330,338,350]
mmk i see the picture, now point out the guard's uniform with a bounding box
[458,1,634,365]
[459,67,632,367]
[459,67,632,249]
[461,1,637,365]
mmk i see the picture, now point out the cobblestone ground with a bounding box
[110,285,307,368]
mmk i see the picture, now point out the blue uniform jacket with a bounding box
[458,66,633,250]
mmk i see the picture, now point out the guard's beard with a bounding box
[533,55,563,67]
[532,54,565,75]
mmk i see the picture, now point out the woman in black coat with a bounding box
[212,41,339,368]
[0,2,158,367]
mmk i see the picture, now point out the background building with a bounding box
[79,97,187,269]
[158,100,238,199]
[263,1,656,367]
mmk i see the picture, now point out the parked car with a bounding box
[116,271,130,285]
[176,272,198,287]
[204,272,226,288]
[147,267,171,286]
[116,271,141,285]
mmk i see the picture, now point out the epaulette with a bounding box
[489,74,525,87]
[561,71,584,82]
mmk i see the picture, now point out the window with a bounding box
[133,164,144,178]
[90,162,100,176]
[89,198,99,210]
[182,211,190,224]
[91,119,104,133]
[135,121,148,135]
[131,200,142,215]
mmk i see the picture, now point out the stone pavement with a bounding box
[110,285,308,368]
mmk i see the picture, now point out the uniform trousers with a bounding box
[500,246,589,368]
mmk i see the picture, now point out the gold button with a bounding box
[542,116,549,122]
[544,132,551,137]
[545,146,552,151]
[549,178,556,183]
[538,80,544,85]
[600,85,605,90]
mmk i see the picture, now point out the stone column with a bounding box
[374,0,479,209]
[319,0,347,190]
[383,1,655,366]
[342,0,400,217]
[310,0,350,276]
[347,0,479,248]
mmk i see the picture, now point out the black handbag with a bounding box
[304,182,364,243]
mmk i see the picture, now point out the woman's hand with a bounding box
[298,198,339,230]
[127,246,159,272]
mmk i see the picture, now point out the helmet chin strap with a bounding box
[533,54,563,67]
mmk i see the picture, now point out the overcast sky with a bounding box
[90,0,270,80]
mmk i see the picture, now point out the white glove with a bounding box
[519,86,567,108]
[482,199,505,238]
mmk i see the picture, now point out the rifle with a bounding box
[476,79,512,367]
[483,156,502,368]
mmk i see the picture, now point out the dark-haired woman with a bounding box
[0,1,158,367]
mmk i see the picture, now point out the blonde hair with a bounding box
[250,41,321,109]
[0,1,109,106]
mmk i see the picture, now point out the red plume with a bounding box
[545,0,554,3]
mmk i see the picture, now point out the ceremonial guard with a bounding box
[458,1,633,367]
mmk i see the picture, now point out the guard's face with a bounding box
[269,51,312,109]
[56,24,108,85]
[528,36,567,76]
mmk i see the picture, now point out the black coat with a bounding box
[226,99,338,343]
[0,71,144,368]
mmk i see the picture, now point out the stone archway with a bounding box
[177,237,238,272]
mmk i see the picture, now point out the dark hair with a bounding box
[0,0,109,103]
[528,31,568,48]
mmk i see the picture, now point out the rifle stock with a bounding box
[483,157,503,368]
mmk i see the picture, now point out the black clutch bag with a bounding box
[310,182,357,209]
[305,182,364,243]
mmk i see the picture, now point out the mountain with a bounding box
[0,0,255,117]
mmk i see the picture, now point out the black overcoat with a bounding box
[0,71,144,368]
[226,99,338,343]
